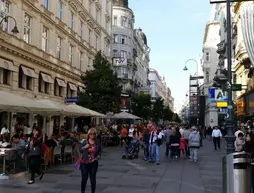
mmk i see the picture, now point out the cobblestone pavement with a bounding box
[0,139,224,193]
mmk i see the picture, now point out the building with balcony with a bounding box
[112,0,135,93]
[0,0,112,134]
[133,28,150,93]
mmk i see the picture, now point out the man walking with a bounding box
[182,126,191,158]
[212,126,222,150]
[165,126,172,157]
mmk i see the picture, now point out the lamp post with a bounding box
[183,59,199,75]
[208,0,252,154]
[0,16,19,34]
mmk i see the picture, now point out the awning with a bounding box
[64,104,106,117]
[56,78,67,88]
[113,112,141,119]
[68,83,77,91]
[21,66,38,78]
[78,86,85,93]
[0,90,58,113]
[41,73,54,84]
[0,58,15,71]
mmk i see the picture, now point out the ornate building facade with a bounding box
[0,0,112,132]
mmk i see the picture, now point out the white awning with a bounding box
[240,3,254,66]
[68,83,77,91]
[0,58,15,71]
[56,78,67,88]
[41,73,54,84]
[0,90,58,113]
[64,104,106,117]
[21,66,38,78]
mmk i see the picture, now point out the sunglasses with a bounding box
[89,133,96,136]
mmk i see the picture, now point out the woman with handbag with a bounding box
[80,128,101,193]
[22,127,44,184]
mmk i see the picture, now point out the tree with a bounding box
[151,97,164,124]
[132,92,152,120]
[78,51,122,114]
[173,113,182,123]
[162,105,174,121]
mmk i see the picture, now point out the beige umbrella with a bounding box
[115,112,141,120]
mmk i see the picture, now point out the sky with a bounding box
[129,0,212,112]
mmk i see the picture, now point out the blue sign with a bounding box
[208,88,215,103]
[65,97,78,103]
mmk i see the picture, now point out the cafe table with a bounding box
[0,148,15,180]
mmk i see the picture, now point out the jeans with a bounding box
[184,139,190,157]
[190,148,199,161]
[171,146,179,158]
[80,160,98,193]
[143,143,149,160]
[165,142,170,157]
[149,143,160,163]
[213,137,220,150]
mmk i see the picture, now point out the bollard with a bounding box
[223,152,251,193]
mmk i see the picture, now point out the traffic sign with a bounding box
[232,84,242,91]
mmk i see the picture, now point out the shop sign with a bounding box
[236,97,244,116]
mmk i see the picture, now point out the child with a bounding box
[179,137,185,157]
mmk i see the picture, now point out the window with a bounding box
[113,16,117,25]
[18,67,33,90]
[0,1,10,32]
[205,72,209,83]
[42,26,48,52]
[57,1,63,20]
[95,35,98,49]
[121,16,127,27]
[96,9,100,22]
[80,20,84,38]
[113,34,118,43]
[205,52,210,62]
[23,14,32,43]
[120,50,127,58]
[56,36,62,59]
[121,35,127,44]
[69,44,73,64]
[79,51,83,69]
[67,84,76,98]
[69,11,74,29]
[88,29,92,44]
[44,0,48,9]
[0,68,11,85]
[113,50,118,57]
[38,74,50,94]
[54,79,64,97]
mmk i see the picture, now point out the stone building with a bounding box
[0,0,112,133]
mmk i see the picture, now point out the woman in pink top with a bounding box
[80,128,101,193]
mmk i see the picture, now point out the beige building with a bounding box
[0,0,112,134]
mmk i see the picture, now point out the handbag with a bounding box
[29,146,41,156]
[73,141,87,170]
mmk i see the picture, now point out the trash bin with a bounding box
[223,152,251,193]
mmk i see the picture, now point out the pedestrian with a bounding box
[164,126,172,157]
[189,126,200,162]
[22,127,44,184]
[234,132,245,152]
[212,126,222,150]
[182,127,191,158]
[169,128,181,160]
[80,128,101,193]
[142,127,150,161]
[149,126,163,165]
[179,136,185,157]
[207,126,212,141]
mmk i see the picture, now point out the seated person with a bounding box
[45,134,59,149]
[1,135,11,148]
[12,134,26,152]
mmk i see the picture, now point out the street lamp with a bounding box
[183,59,199,75]
[0,16,19,34]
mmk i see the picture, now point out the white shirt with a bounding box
[128,128,134,137]
[149,131,163,144]
[1,127,9,135]
[212,129,222,138]
[179,128,184,135]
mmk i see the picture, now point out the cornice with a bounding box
[203,20,220,45]
[0,35,81,82]
[95,0,102,10]
[68,0,78,12]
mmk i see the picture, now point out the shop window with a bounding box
[0,68,11,85]
[38,74,50,94]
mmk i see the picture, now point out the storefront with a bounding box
[236,96,245,121]
[243,90,254,120]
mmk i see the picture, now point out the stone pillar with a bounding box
[10,112,17,135]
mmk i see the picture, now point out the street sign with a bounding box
[232,84,242,91]
[215,89,227,101]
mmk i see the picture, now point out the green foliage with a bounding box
[173,113,182,123]
[132,92,152,120]
[78,51,122,114]
[151,97,164,124]
[163,105,174,121]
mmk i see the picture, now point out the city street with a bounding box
[0,139,225,193]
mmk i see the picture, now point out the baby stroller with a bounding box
[122,138,140,159]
